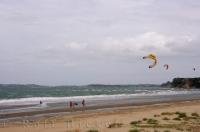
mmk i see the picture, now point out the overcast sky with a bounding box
[0,0,200,85]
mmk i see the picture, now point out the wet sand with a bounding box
[1,97,200,120]
[1,100,200,132]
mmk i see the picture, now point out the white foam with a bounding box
[0,89,199,106]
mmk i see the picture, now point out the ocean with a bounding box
[0,84,200,119]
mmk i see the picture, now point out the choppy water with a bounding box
[0,84,165,99]
[0,84,200,115]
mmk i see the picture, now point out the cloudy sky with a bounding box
[0,0,200,85]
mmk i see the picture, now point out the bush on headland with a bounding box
[161,77,200,88]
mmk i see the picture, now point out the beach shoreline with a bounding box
[1,99,200,131]
[1,97,200,122]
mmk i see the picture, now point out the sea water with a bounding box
[0,84,200,115]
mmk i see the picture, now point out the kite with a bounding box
[164,64,169,70]
[143,54,157,68]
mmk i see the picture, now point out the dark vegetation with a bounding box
[87,130,98,132]
[107,123,123,128]
[161,77,200,88]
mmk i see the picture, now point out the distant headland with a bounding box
[1,78,200,89]
[161,77,200,88]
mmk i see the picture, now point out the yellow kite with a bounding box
[143,54,157,68]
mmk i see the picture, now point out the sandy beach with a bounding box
[1,0,200,131]
[1,100,200,132]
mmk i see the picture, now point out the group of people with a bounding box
[69,99,85,109]
[38,99,86,110]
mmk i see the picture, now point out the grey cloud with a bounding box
[0,0,200,85]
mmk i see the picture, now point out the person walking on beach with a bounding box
[82,99,85,107]
[82,99,85,111]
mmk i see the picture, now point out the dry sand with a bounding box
[1,100,200,132]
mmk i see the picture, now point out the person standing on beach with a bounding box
[81,99,85,111]
[70,101,73,108]
[82,99,85,107]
